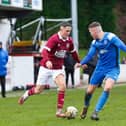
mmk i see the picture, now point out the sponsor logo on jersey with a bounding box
[55,50,66,58]
[100,49,108,54]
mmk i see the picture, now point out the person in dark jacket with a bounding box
[64,52,76,88]
[0,42,8,98]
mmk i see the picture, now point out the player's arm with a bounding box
[74,46,96,69]
[41,48,53,69]
[71,49,80,63]
[69,39,80,63]
[42,37,57,69]
[112,36,126,52]
[80,46,96,65]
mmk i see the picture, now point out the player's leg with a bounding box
[65,70,69,88]
[18,84,44,105]
[18,66,48,105]
[54,70,66,118]
[91,78,114,120]
[91,68,119,120]
[97,81,102,88]
[80,84,96,119]
[0,76,6,97]
[70,70,75,88]
[81,70,104,119]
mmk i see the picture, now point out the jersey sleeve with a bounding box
[41,35,58,60]
[68,38,80,63]
[80,44,97,65]
[45,36,57,52]
[71,51,80,63]
[111,35,126,52]
[68,38,75,52]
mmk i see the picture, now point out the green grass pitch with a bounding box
[0,85,126,126]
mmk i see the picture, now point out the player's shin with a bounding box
[91,91,109,120]
[57,90,65,110]
[18,86,36,105]
[80,92,93,119]
[28,87,36,96]
[95,91,109,112]
[56,90,66,117]
[84,92,93,107]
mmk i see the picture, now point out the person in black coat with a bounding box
[64,52,76,88]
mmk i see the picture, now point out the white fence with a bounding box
[4,56,81,91]
[4,60,126,92]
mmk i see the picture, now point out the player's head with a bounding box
[88,21,103,40]
[59,22,72,39]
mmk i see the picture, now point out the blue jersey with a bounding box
[81,32,126,71]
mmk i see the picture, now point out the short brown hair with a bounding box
[60,22,72,27]
[88,21,101,28]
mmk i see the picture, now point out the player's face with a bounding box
[60,26,72,39]
[89,27,101,39]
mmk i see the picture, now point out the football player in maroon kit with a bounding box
[18,22,80,118]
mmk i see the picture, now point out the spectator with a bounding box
[64,52,76,88]
[0,42,9,98]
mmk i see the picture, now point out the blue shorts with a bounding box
[90,68,120,85]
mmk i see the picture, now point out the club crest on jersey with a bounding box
[66,43,70,48]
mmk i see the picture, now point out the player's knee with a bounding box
[104,87,111,92]
[87,85,96,94]
[58,84,66,91]
[104,85,113,91]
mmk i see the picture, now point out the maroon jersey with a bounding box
[40,33,79,69]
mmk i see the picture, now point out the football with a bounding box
[65,106,78,119]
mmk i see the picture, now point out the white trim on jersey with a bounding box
[58,32,69,42]
[108,33,115,41]
[70,49,76,53]
[92,40,96,44]
[43,46,51,52]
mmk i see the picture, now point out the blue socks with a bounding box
[95,91,109,112]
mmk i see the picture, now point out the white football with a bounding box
[65,106,78,119]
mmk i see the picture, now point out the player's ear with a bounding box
[60,26,64,30]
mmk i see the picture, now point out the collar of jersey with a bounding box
[58,32,69,42]
[96,32,107,42]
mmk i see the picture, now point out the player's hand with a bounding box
[74,63,82,69]
[82,64,88,69]
[46,60,53,69]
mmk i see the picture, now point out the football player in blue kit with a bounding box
[75,21,126,120]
